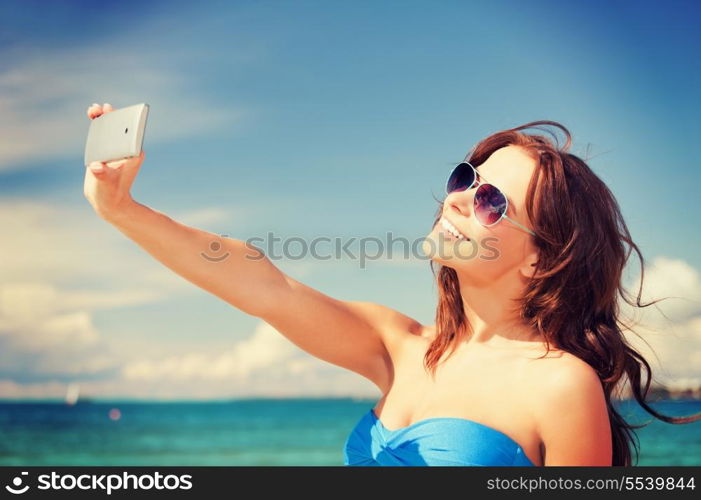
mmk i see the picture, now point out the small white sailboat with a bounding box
[65,383,80,405]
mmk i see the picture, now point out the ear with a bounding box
[519,250,539,279]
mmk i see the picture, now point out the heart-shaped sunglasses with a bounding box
[446,162,536,236]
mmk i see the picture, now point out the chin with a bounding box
[421,232,481,268]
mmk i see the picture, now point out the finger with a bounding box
[105,158,127,169]
[88,161,107,177]
[103,103,114,113]
[87,103,103,119]
[109,149,144,169]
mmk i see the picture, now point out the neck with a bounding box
[454,269,541,346]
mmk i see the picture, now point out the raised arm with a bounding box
[83,103,414,393]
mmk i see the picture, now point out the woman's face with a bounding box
[422,145,539,285]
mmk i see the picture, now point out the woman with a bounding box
[84,104,700,466]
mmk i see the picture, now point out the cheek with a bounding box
[460,229,526,274]
[422,219,528,275]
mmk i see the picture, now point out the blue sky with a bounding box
[1,0,700,399]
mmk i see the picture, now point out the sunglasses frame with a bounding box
[445,162,536,237]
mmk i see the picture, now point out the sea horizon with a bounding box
[0,397,699,466]
[0,395,698,403]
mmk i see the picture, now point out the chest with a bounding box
[375,337,545,465]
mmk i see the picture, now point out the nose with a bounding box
[445,168,482,219]
[446,188,474,219]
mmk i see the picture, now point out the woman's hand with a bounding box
[83,102,145,222]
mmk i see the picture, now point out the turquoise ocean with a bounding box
[0,398,699,466]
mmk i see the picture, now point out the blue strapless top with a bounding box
[344,408,536,466]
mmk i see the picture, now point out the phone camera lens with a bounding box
[124,128,128,133]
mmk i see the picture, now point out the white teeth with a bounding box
[440,217,466,240]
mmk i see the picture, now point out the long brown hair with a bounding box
[424,120,701,466]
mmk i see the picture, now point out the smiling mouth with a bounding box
[439,216,469,240]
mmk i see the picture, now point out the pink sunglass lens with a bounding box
[474,184,507,225]
[446,163,475,193]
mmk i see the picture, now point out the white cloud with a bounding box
[631,256,701,321]
[0,306,117,380]
[0,199,185,382]
[0,199,380,398]
[0,36,251,171]
[119,321,379,398]
[0,199,192,291]
[0,320,380,400]
[0,198,369,395]
[122,321,295,381]
[0,279,151,380]
[622,256,701,388]
[0,284,377,399]
[0,282,162,320]
[0,380,73,399]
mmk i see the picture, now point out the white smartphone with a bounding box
[84,103,149,166]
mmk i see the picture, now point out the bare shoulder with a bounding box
[529,351,604,405]
[536,349,599,380]
[528,351,612,465]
